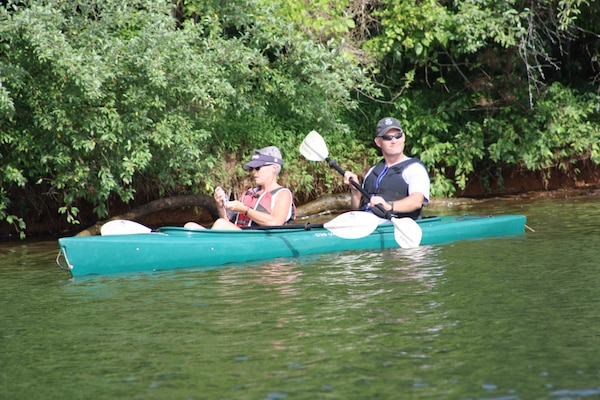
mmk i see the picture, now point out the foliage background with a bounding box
[1,0,599,236]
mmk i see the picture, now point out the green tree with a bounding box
[359,0,600,196]
[2,0,600,237]
[0,0,378,235]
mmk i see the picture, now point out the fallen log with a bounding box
[76,194,218,236]
[76,192,351,236]
[295,193,350,219]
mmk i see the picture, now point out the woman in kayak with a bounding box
[185,146,296,230]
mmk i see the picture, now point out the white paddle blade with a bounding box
[299,130,329,162]
[101,220,152,236]
[324,211,379,239]
[391,217,423,248]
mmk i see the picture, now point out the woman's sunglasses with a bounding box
[380,132,404,141]
[249,163,274,171]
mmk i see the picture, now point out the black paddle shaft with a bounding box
[242,223,324,231]
[325,157,370,199]
[325,157,389,218]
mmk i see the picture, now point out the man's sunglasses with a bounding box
[381,132,404,141]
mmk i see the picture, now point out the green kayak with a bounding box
[57,214,527,277]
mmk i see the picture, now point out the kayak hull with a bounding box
[57,215,527,277]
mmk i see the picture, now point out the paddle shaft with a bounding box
[325,157,388,217]
[241,211,380,239]
[242,223,325,231]
[325,157,372,200]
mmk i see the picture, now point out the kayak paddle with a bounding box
[299,130,423,248]
[391,217,422,248]
[101,219,153,236]
[100,211,379,239]
[245,211,379,239]
[300,130,375,202]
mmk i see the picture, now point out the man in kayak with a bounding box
[343,117,430,220]
[185,146,296,230]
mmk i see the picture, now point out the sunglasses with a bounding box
[380,132,404,141]
[249,163,274,171]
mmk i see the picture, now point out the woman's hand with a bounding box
[214,186,228,207]
[224,200,244,213]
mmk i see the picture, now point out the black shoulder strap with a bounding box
[389,157,423,174]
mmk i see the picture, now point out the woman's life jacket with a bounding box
[233,187,296,227]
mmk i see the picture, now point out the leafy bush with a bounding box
[1,0,600,237]
[0,0,378,235]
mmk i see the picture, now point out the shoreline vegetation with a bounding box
[2,164,599,240]
[1,1,599,239]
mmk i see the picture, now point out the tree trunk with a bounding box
[296,193,351,218]
[76,194,218,236]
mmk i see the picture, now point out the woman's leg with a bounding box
[211,218,241,230]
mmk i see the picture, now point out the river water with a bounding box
[1,195,600,399]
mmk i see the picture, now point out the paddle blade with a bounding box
[323,211,379,239]
[299,130,329,162]
[391,217,423,248]
[101,220,152,236]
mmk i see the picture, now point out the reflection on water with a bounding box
[1,195,600,399]
[219,260,303,297]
